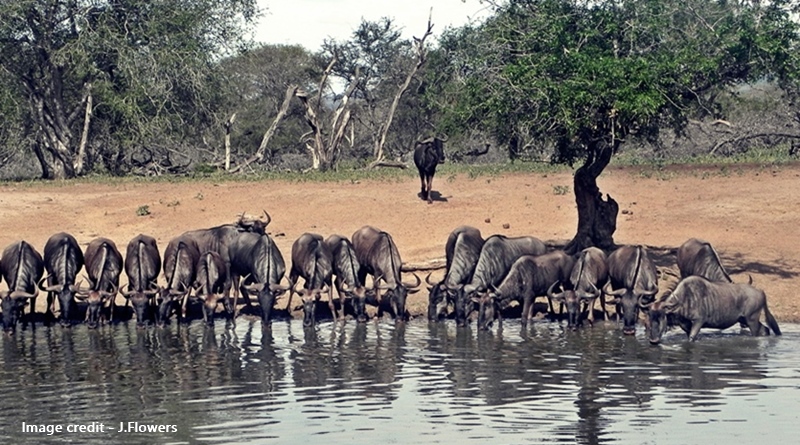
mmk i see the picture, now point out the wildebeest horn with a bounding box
[38,276,63,292]
[99,284,118,299]
[747,275,753,285]
[425,273,436,287]
[635,285,659,297]
[577,282,599,300]
[638,294,654,308]
[603,281,627,296]
[243,282,265,293]
[262,210,271,227]
[547,281,564,301]
[121,288,135,298]
[404,273,421,289]
[10,289,38,300]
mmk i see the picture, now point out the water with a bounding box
[0,319,798,444]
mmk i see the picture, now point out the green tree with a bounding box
[0,0,258,178]
[428,0,799,252]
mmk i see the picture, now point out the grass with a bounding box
[1,145,796,188]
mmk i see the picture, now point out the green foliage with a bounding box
[425,0,799,163]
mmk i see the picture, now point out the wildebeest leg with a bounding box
[687,322,703,341]
[285,273,298,312]
[521,296,533,326]
[426,174,433,203]
[418,170,427,200]
[327,288,338,322]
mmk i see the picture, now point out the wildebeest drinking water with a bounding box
[645,276,781,343]
[39,233,84,327]
[604,245,659,335]
[427,226,484,321]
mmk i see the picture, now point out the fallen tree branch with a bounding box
[710,132,800,155]
[368,159,408,169]
[401,258,446,272]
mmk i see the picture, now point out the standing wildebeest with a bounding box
[194,251,229,326]
[159,235,201,325]
[352,226,421,321]
[75,238,122,329]
[231,231,288,327]
[325,234,374,323]
[121,234,161,327]
[426,226,484,321]
[475,250,574,330]
[456,234,547,327]
[287,233,334,327]
[603,245,659,335]
[547,247,609,329]
[645,276,781,343]
[1,241,44,333]
[677,238,732,282]
[39,233,84,327]
[413,136,446,203]
[181,211,271,315]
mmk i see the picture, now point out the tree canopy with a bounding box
[425,0,799,250]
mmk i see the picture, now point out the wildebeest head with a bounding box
[242,281,289,326]
[340,282,372,323]
[377,274,421,322]
[200,292,223,327]
[548,281,598,330]
[431,137,446,165]
[296,287,327,327]
[455,284,478,327]
[121,286,159,328]
[155,288,183,327]
[1,290,37,334]
[644,293,681,344]
[39,278,80,327]
[75,286,116,329]
[474,290,499,331]
[425,274,451,321]
[604,282,658,335]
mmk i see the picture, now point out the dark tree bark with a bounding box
[564,142,619,254]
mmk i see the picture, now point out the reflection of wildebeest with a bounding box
[352,226,421,321]
[603,245,659,335]
[456,234,547,327]
[427,226,484,321]
[40,233,84,327]
[475,250,573,330]
[287,233,334,327]
[76,238,122,329]
[413,137,446,203]
[1,241,44,333]
[122,234,161,327]
[645,276,781,343]
[677,238,732,282]
[547,247,608,329]
[325,234,374,323]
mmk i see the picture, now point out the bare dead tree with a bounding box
[370,10,435,167]
[230,84,297,174]
[296,54,360,171]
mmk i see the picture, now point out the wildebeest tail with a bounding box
[764,302,782,336]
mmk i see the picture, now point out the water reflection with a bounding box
[0,321,796,444]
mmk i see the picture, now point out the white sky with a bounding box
[254,0,492,50]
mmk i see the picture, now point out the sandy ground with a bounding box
[1,162,798,323]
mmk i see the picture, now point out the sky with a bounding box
[254,0,493,51]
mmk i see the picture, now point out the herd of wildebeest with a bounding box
[0,209,782,344]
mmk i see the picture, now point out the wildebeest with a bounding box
[456,234,547,327]
[603,245,659,335]
[180,211,271,315]
[1,241,44,333]
[159,235,201,326]
[413,136,446,203]
[352,226,421,321]
[39,233,84,327]
[547,247,608,329]
[475,250,574,330]
[325,234,374,323]
[287,233,334,327]
[75,238,122,329]
[231,231,288,327]
[121,234,161,327]
[426,226,484,321]
[677,238,732,282]
[645,276,781,343]
[194,251,229,326]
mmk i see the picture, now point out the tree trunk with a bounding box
[31,140,54,180]
[564,142,619,254]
